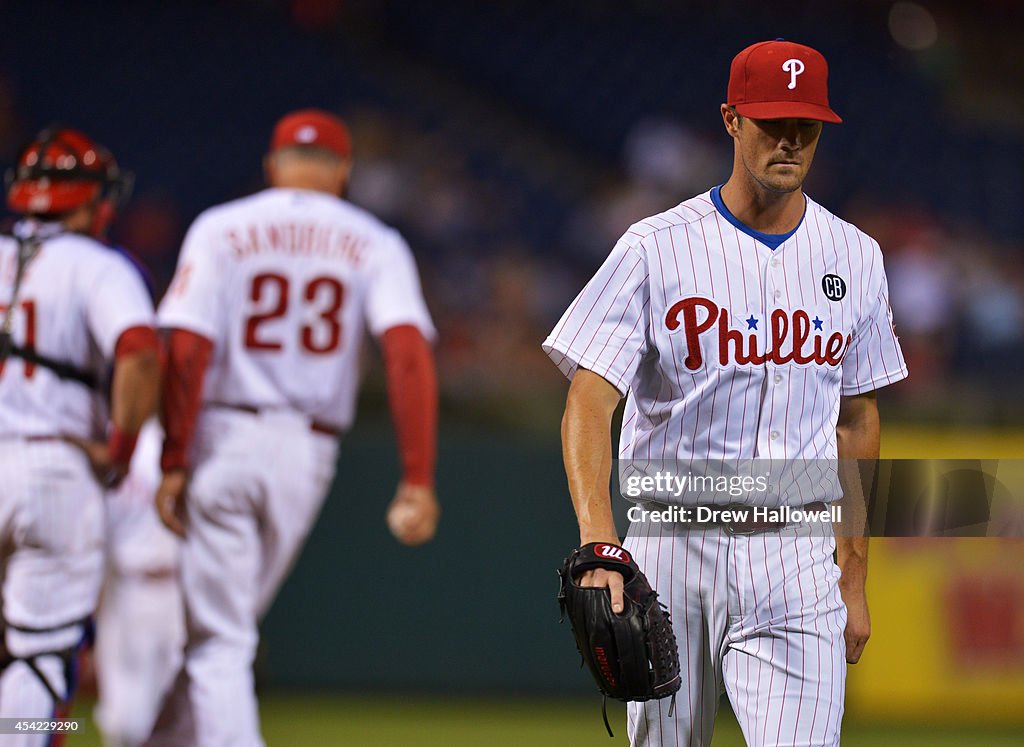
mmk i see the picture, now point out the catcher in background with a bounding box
[545,40,907,745]
[0,127,159,744]
[145,109,439,746]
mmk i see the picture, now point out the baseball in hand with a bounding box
[386,483,440,545]
[387,502,419,536]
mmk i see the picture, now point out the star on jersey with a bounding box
[746,315,759,330]
[813,317,824,331]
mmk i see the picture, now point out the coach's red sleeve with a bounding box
[160,328,213,472]
[380,324,438,488]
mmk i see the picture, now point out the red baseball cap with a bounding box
[727,40,842,123]
[270,109,351,158]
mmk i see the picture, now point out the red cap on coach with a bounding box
[270,109,351,158]
[727,40,842,123]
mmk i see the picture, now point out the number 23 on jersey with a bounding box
[243,272,345,354]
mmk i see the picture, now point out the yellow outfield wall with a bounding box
[846,426,1024,723]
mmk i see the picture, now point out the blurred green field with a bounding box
[66,692,1024,746]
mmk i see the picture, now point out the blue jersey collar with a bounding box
[710,185,804,250]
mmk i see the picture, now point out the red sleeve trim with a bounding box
[380,324,438,487]
[160,329,214,472]
[106,425,139,466]
[114,325,160,359]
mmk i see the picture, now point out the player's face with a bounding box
[734,114,823,194]
[61,199,105,237]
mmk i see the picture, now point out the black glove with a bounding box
[558,542,681,736]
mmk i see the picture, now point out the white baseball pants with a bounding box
[144,409,338,747]
[624,513,847,747]
[0,439,104,747]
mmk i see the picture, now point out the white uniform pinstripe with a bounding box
[544,189,907,746]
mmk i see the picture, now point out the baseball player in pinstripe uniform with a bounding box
[545,41,907,746]
[145,109,439,747]
[0,127,160,744]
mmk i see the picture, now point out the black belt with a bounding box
[701,501,829,535]
[207,402,341,438]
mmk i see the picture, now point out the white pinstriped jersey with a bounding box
[0,226,155,439]
[544,188,907,463]
[159,188,435,431]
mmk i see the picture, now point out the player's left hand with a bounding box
[839,579,871,664]
[155,469,189,538]
[64,435,130,489]
[386,481,440,546]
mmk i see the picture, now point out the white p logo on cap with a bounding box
[295,125,318,143]
[782,58,805,90]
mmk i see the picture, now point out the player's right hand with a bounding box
[578,567,626,615]
[63,435,130,489]
[576,534,626,613]
[155,469,189,538]
[386,481,440,546]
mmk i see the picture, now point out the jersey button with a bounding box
[774,374,783,384]
[771,259,780,268]
[774,290,782,299]
[770,431,780,440]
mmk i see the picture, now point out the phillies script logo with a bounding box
[665,297,851,371]
[594,544,630,563]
